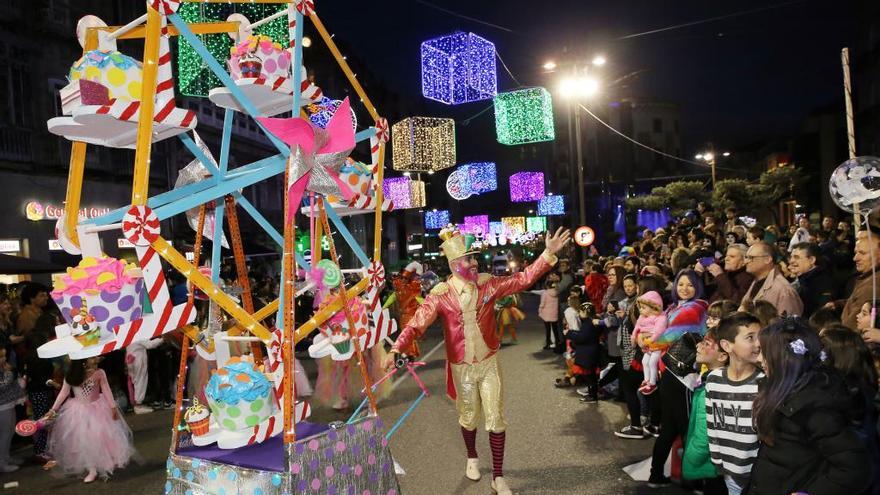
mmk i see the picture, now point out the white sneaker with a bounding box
[491,476,512,494]
[465,458,480,481]
[0,465,18,473]
[134,405,154,415]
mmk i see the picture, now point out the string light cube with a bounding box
[383,177,413,209]
[425,210,450,230]
[494,87,555,145]
[537,195,565,215]
[409,179,427,209]
[177,3,289,97]
[501,217,526,236]
[383,177,427,209]
[509,172,545,202]
[526,216,547,232]
[489,221,504,236]
[462,215,489,235]
[421,32,497,105]
[392,117,456,172]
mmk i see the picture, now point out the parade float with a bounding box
[39,1,414,493]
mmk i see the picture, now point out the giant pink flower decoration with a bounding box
[257,97,356,220]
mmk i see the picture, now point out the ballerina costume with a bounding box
[47,369,136,478]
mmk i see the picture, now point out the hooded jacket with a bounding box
[746,372,872,495]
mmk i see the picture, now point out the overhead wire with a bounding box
[577,103,747,174]
[616,0,807,40]
[413,0,515,34]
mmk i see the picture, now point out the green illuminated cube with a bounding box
[493,87,555,145]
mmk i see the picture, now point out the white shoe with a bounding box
[491,476,512,494]
[134,405,154,415]
[0,465,18,473]
[465,458,480,481]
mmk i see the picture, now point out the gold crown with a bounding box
[439,225,479,261]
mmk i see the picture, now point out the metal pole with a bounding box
[574,103,586,228]
[710,157,716,189]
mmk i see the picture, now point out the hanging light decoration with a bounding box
[383,176,426,209]
[461,215,489,235]
[425,210,450,230]
[391,117,456,172]
[501,217,526,236]
[537,195,565,216]
[307,96,358,131]
[446,162,497,200]
[421,32,497,105]
[177,3,289,97]
[526,216,547,232]
[509,171,545,202]
[494,87,555,145]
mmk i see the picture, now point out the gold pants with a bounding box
[451,354,506,433]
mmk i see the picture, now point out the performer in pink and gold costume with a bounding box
[384,226,571,494]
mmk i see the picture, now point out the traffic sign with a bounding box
[574,226,595,247]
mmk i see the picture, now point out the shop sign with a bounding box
[25,201,111,222]
[0,240,21,253]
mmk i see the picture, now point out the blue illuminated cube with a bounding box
[537,195,564,216]
[421,32,497,105]
[425,210,450,230]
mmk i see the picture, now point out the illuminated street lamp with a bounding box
[543,60,557,71]
[695,149,731,188]
[592,55,607,67]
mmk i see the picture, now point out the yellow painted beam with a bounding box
[95,21,241,41]
[130,7,162,206]
[293,277,369,342]
[64,142,87,247]
[253,298,280,322]
[150,237,271,341]
[372,143,385,262]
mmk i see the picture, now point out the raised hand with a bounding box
[544,227,572,256]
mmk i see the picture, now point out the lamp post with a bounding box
[553,60,602,233]
[695,149,731,189]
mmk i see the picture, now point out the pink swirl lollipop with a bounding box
[15,419,42,437]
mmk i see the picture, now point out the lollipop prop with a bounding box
[15,419,48,437]
[836,48,878,323]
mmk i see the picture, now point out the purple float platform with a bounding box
[176,422,330,472]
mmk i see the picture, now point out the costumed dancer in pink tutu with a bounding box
[384,225,570,495]
[44,357,136,483]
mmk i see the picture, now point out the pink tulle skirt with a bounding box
[47,398,136,478]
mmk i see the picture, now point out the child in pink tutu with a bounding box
[44,357,136,483]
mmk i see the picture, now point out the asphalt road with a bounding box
[2,294,693,494]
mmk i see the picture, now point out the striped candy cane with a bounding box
[148,0,180,15]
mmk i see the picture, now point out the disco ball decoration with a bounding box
[446,162,497,200]
[829,156,880,214]
[421,31,497,105]
[307,96,358,131]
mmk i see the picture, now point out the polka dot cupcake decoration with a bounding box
[68,49,143,104]
[204,357,275,432]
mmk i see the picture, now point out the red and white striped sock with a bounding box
[489,431,506,479]
[461,426,478,458]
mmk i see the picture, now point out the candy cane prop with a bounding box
[122,205,160,246]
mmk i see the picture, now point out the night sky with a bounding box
[319,0,857,153]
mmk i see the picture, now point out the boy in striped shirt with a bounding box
[705,312,764,495]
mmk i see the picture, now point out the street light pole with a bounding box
[709,155,716,189]
[574,101,586,229]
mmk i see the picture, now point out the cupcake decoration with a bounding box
[184,397,211,436]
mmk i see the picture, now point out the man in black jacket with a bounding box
[788,242,833,318]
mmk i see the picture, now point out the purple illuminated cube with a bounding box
[509,172,545,202]
[421,32,497,105]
